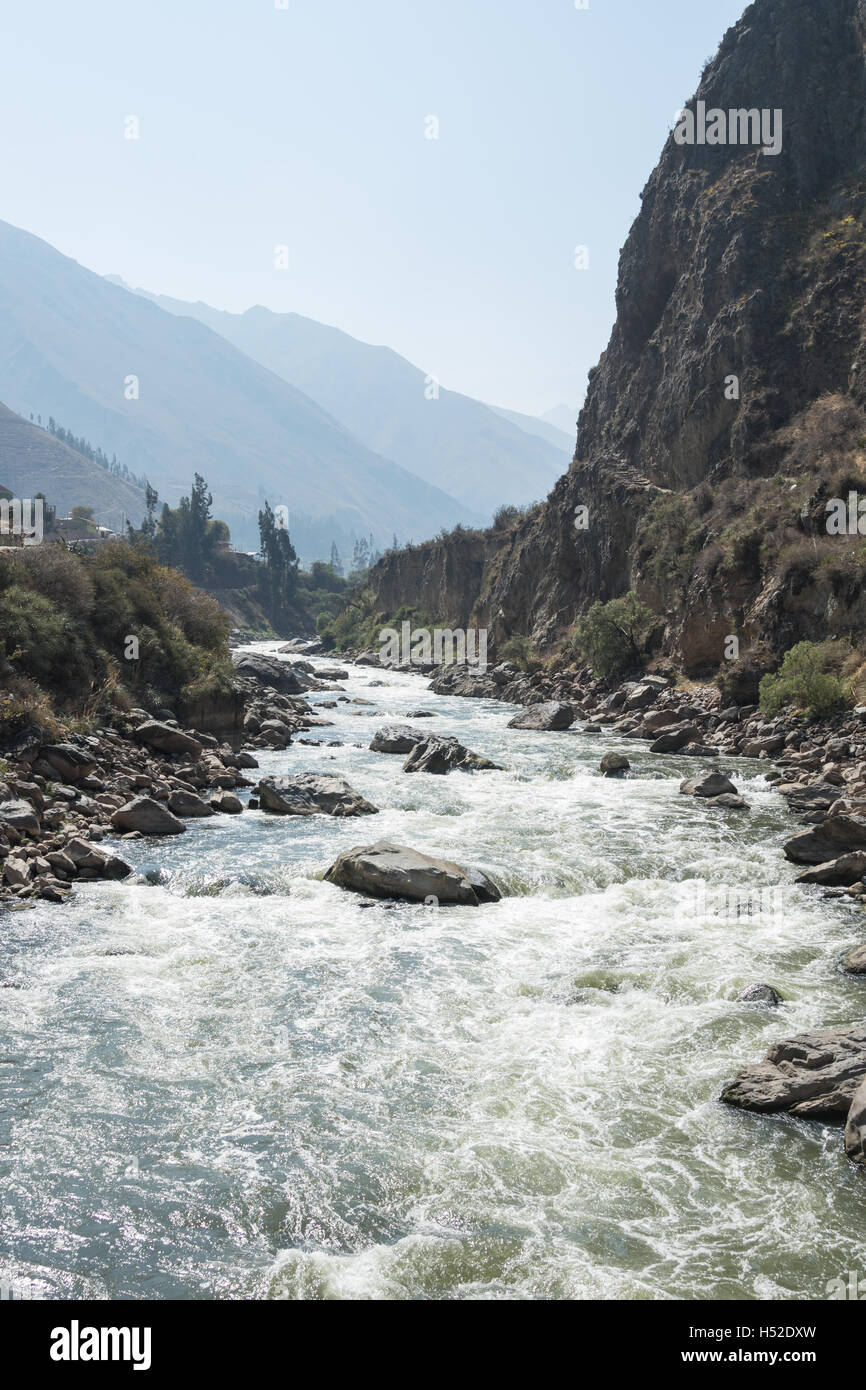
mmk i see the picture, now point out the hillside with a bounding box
[0,401,144,525]
[0,220,481,558]
[356,0,866,682]
[128,291,569,517]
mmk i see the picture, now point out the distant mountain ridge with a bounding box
[123,288,570,517]
[0,220,482,557]
[0,401,144,526]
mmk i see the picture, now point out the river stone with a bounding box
[844,944,866,974]
[777,783,840,815]
[3,856,32,887]
[64,837,132,879]
[845,1078,866,1165]
[649,723,699,754]
[369,724,428,755]
[402,736,501,775]
[134,721,202,758]
[721,1024,866,1118]
[680,771,737,798]
[110,797,187,836]
[795,851,866,887]
[507,702,575,732]
[600,752,630,777]
[737,984,782,1007]
[39,743,97,782]
[783,815,866,865]
[256,774,378,817]
[624,682,661,712]
[210,790,243,814]
[324,840,501,905]
[167,789,215,818]
[0,797,40,836]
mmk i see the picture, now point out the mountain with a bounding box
[126,290,568,516]
[359,0,866,676]
[0,401,144,526]
[487,405,574,454]
[0,220,481,557]
[539,404,579,439]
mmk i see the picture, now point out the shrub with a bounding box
[498,635,542,672]
[573,593,653,682]
[758,642,850,719]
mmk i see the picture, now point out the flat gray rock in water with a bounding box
[507,702,575,732]
[796,851,866,886]
[784,815,866,865]
[680,771,737,798]
[369,724,428,755]
[402,736,501,774]
[721,1024,866,1118]
[324,839,501,905]
[256,774,378,817]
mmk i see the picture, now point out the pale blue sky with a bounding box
[0,0,746,416]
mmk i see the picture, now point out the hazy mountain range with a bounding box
[123,288,573,516]
[0,218,573,557]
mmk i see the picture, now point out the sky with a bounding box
[0,0,747,418]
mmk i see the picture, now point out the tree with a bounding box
[70,505,95,522]
[258,500,299,615]
[759,643,849,719]
[329,542,344,578]
[573,592,653,682]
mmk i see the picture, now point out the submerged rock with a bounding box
[256,774,378,817]
[737,983,782,1007]
[721,1024,866,1118]
[507,701,575,732]
[600,752,630,777]
[324,840,501,905]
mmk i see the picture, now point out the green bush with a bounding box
[498,635,542,672]
[573,593,653,682]
[758,642,850,718]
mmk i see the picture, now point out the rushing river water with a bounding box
[2,642,865,1301]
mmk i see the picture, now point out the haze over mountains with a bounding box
[126,288,571,517]
[0,217,572,560]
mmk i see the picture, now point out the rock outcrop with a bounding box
[721,1025,866,1118]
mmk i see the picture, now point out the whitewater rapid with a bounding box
[1,643,864,1300]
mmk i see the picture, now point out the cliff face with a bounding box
[364,0,866,673]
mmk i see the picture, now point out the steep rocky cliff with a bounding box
[361,0,866,677]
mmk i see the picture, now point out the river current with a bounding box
[1,643,864,1301]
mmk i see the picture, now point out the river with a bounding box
[1,642,864,1300]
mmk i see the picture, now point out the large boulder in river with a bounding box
[134,721,202,758]
[324,840,501,905]
[167,789,215,818]
[649,723,699,753]
[721,1024,866,1118]
[256,774,378,817]
[507,702,575,732]
[680,771,737,798]
[795,851,866,887]
[369,724,428,755]
[402,736,501,774]
[110,797,187,836]
[783,814,866,865]
[232,652,306,694]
